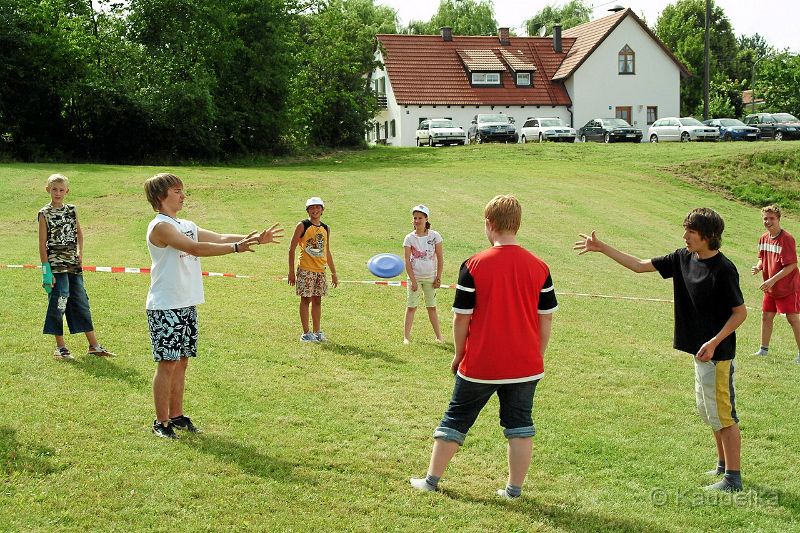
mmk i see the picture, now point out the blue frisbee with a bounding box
[368,253,404,278]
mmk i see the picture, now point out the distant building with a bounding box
[370,8,689,146]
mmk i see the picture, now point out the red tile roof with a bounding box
[554,8,689,80]
[376,34,575,106]
[457,49,506,71]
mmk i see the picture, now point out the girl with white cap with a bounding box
[403,204,444,344]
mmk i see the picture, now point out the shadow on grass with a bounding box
[73,357,149,389]
[746,483,800,514]
[319,342,403,364]
[180,433,295,480]
[0,427,62,477]
[444,491,671,533]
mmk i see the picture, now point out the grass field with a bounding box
[1,142,799,532]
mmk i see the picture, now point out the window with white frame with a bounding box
[472,72,500,85]
[516,72,531,86]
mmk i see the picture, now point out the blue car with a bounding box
[702,118,761,141]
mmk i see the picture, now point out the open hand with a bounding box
[751,264,762,275]
[574,230,603,255]
[257,223,284,245]
[759,278,775,292]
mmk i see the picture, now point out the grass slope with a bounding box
[1,142,799,532]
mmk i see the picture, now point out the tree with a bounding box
[655,0,737,116]
[404,0,497,36]
[524,0,591,36]
[290,0,397,147]
[757,52,800,117]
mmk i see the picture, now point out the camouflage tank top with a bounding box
[39,204,82,274]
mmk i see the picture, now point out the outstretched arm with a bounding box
[574,230,656,273]
[198,223,283,245]
[151,222,261,256]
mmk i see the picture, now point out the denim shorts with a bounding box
[434,376,539,445]
[43,272,94,336]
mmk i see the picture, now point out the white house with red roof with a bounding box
[370,7,689,146]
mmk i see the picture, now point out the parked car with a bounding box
[519,117,576,143]
[743,113,800,141]
[468,113,518,144]
[647,117,719,142]
[702,118,760,141]
[577,118,642,143]
[415,119,466,147]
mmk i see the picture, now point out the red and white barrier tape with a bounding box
[0,264,249,279]
[1,265,679,303]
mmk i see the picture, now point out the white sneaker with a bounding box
[794,354,800,364]
[314,331,327,342]
[409,478,436,492]
[752,348,768,357]
[496,488,520,500]
[300,332,318,342]
[53,346,74,361]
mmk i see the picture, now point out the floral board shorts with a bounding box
[296,268,328,297]
[146,306,198,362]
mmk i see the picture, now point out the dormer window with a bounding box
[618,45,635,74]
[472,72,501,85]
[516,72,531,86]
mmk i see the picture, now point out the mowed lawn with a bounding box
[1,142,799,532]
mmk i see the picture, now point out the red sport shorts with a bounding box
[762,291,800,314]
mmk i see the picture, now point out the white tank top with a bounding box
[146,214,205,310]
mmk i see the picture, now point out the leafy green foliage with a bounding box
[404,0,497,36]
[655,0,738,117]
[523,0,591,36]
[290,0,397,148]
[756,52,800,117]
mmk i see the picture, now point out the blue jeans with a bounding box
[434,376,539,445]
[43,272,94,336]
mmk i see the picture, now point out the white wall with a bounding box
[568,16,681,137]
[371,50,572,146]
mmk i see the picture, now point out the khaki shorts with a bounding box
[407,279,437,308]
[296,268,328,297]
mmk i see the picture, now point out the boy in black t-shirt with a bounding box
[574,208,747,492]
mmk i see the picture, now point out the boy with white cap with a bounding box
[289,197,338,342]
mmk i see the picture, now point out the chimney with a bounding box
[441,26,452,42]
[553,24,562,53]
[498,27,510,46]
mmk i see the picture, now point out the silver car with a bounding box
[520,118,576,143]
[648,117,719,142]
[415,119,466,147]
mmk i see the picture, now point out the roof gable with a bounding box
[553,8,689,80]
[376,34,574,106]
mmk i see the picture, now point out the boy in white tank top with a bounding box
[144,173,283,439]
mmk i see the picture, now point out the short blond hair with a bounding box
[47,173,69,187]
[761,205,781,218]
[484,194,521,234]
[144,173,183,211]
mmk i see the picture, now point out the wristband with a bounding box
[42,262,53,294]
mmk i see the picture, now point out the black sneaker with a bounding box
[152,420,178,439]
[170,415,200,433]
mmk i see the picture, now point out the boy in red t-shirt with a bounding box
[409,195,557,500]
[751,205,800,363]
